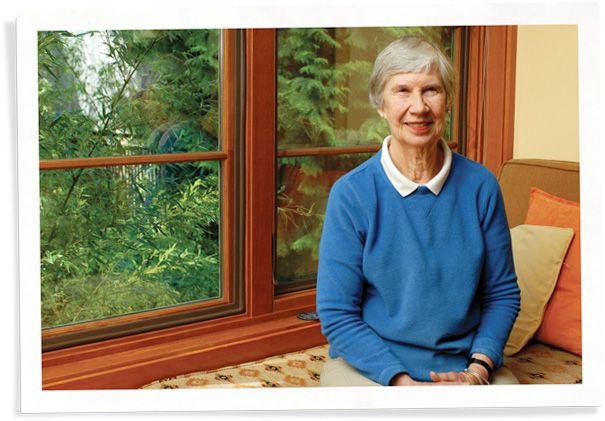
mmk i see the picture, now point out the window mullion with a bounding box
[245,29,277,316]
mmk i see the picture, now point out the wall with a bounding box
[513,25,579,162]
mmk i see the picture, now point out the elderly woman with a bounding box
[316,36,521,387]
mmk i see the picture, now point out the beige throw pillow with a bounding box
[504,224,574,356]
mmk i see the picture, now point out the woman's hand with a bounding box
[429,370,482,385]
[391,363,491,386]
[390,372,476,386]
[390,373,437,386]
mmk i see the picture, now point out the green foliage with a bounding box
[38,30,221,328]
[275,27,455,283]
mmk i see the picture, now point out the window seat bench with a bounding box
[140,339,581,388]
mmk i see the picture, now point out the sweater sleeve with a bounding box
[316,178,408,386]
[470,175,521,368]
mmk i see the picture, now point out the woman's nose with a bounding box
[409,92,429,113]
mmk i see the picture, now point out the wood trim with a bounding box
[466,27,486,163]
[43,296,229,340]
[43,300,311,368]
[43,304,325,389]
[274,288,317,312]
[245,29,276,316]
[450,27,463,153]
[44,313,252,367]
[278,145,380,158]
[482,26,517,174]
[466,26,517,175]
[40,151,228,171]
[501,27,517,167]
[220,28,236,307]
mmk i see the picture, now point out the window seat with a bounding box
[141,344,329,389]
[140,339,581,388]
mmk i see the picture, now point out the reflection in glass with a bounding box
[40,161,220,328]
[38,29,220,160]
[276,154,374,284]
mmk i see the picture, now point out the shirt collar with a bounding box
[380,136,452,197]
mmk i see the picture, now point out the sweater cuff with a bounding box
[470,337,504,368]
[379,366,408,386]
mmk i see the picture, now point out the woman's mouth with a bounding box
[405,121,433,134]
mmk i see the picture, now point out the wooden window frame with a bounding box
[40,29,245,352]
[41,26,517,390]
[465,26,517,174]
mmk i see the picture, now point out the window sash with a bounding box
[41,29,245,352]
[273,27,467,294]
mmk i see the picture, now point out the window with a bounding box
[36,25,517,389]
[39,29,244,350]
[274,27,461,292]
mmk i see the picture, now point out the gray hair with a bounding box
[368,36,456,110]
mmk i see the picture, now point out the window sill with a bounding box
[42,291,325,390]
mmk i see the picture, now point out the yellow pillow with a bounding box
[504,224,574,356]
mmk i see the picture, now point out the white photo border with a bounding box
[17,1,602,413]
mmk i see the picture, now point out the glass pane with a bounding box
[277,27,455,150]
[40,161,220,328]
[38,29,220,160]
[276,153,374,284]
[275,26,456,288]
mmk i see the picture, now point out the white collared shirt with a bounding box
[380,136,452,197]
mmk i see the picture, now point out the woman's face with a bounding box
[377,68,447,150]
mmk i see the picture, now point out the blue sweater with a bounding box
[316,151,520,385]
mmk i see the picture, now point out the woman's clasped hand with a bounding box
[390,370,485,386]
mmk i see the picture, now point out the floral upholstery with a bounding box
[141,341,581,388]
[503,340,582,384]
[141,344,329,389]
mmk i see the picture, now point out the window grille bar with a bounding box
[277,142,458,159]
[40,151,229,171]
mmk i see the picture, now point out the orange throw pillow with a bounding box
[524,187,581,355]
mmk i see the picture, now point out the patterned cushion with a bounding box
[141,344,329,389]
[140,341,582,388]
[504,341,582,384]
